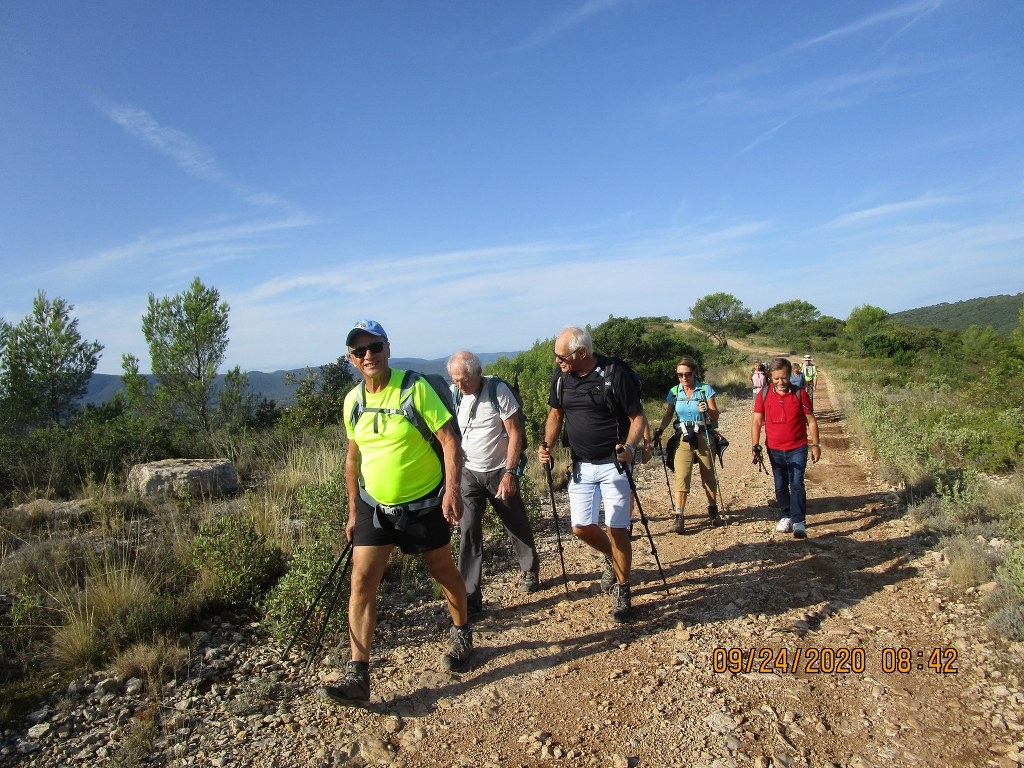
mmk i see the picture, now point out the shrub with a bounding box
[295,471,347,531]
[110,718,158,768]
[996,545,1024,601]
[988,598,1024,641]
[942,535,995,588]
[261,536,346,647]
[1001,500,1024,540]
[907,495,954,533]
[190,515,283,607]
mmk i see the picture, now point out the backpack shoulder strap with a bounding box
[348,380,366,429]
[463,376,499,425]
[482,376,511,438]
[397,370,433,444]
[591,358,617,415]
[554,369,567,408]
[487,376,501,412]
[350,373,412,435]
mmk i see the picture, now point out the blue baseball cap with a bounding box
[345,319,388,347]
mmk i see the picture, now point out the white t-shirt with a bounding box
[454,379,521,473]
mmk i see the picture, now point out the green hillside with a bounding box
[891,293,1023,335]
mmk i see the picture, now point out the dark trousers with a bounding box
[767,445,809,525]
[458,467,539,607]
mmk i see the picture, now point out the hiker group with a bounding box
[319,319,821,706]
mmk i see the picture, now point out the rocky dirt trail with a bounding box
[8,373,1024,767]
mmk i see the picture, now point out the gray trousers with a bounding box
[458,467,539,607]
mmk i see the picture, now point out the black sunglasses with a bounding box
[555,350,576,363]
[350,340,385,358]
[677,371,695,378]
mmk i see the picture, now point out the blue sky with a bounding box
[2,1,1022,374]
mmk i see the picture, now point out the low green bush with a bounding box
[996,545,1024,601]
[261,535,346,647]
[190,515,283,607]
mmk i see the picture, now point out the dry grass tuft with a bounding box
[112,637,189,692]
[942,536,996,589]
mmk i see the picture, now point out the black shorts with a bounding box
[352,485,452,555]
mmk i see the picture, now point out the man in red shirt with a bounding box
[751,357,820,539]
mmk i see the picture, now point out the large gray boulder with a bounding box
[126,459,238,499]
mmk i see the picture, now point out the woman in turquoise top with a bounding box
[653,356,722,534]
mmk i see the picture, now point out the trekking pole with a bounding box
[753,445,770,475]
[652,433,675,509]
[304,541,356,670]
[697,389,726,515]
[540,442,570,593]
[282,539,352,662]
[616,453,669,595]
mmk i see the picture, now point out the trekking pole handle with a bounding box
[540,440,554,470]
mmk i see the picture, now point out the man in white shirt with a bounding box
[448,351,541,617]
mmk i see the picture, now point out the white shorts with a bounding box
[567,461,632,529]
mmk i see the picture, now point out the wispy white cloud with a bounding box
[787,0,943,54]
[28,215,312,285]
[519,0,624,49]
[826,193,963,227]
[736,118,793,157]
[106,105,225,183]
[223,218,776,367]
[662,1,947,152]
[98,99,305,217]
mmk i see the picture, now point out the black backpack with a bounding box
[453,375,529,474]
[348,370,460,467]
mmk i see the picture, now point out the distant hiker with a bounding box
[538,326,648,623]
[319,320,471,707]
[790,362,805,389]
[751,356,820,540]
[802,354,817,404]
[447,351,540,617]
[751,360,766,396]
[653,356,723,533]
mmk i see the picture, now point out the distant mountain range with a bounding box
[82,352,520,407]
[82,293,1022,407]
[890,293,1023,335]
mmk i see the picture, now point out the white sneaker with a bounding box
[793,522,807,539]
[776,517,792,533]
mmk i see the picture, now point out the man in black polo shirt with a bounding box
[538,326,648,622]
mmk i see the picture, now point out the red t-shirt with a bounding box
[753,387,812,450]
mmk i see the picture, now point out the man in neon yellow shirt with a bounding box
[802,354,817,404]
[319,320,470,707]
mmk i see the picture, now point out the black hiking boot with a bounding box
[440,625,473,671]
[600,556,616,594]
[611,582,633,623]
[708,503,724,527]
[318,661,370,706]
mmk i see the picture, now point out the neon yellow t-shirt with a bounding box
[343,369,452,504]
